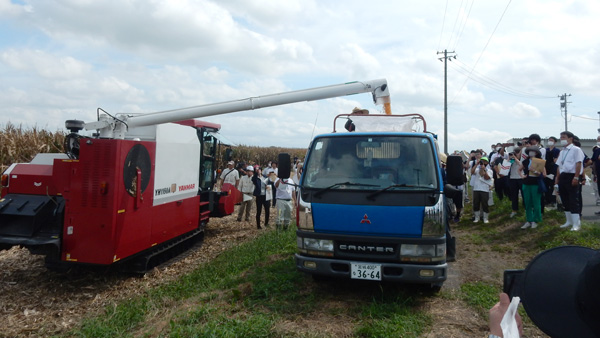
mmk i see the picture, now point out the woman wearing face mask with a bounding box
[520,147,547,229]
[508,147,525,217]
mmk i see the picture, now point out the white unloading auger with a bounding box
[83,79,391,139]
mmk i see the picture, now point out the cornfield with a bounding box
[0,123,307,174]
[223,145,307,168]
[0,123,65,174]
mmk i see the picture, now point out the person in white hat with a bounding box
[219,160,239,189]
[237,165,255,222]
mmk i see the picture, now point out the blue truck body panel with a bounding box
[311,203,424,237]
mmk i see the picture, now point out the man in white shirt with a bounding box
[555,131,585,231]
[237,166,255,222]
[219,161,239,189]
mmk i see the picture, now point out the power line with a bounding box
[450,0,513,104]
[437,0,449,51]
[448,59,555,99]
[451,0,475,51]
[570,114,597,121]
[447,0,466,50]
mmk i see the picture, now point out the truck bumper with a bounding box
[295,254,447,284]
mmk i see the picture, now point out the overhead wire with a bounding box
[446,0,466,50]
[451,0,475,51]
[437,0,449,51]
[449,0,513,105]
[449,59,555,99]
[569,114,595,121]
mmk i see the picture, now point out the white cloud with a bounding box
[480,101,541,119]
[1,49,92,79]
[1,0,600,152]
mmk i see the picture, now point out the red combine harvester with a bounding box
[0,79,391,272]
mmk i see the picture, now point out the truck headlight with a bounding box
[422,197,445,237]
[400,243,446,262]
[302,238,334,252]
[401,244,436,256]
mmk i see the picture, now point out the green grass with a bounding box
[460,282,500,315]
[73,229,298,337]
[69,227,432,338]
[168,306,276,338]
[354,296,432,338]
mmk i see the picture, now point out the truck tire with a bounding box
[429,283,443,293]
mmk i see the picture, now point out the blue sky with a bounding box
[1,0,600,153]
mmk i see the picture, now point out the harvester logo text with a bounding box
[155,183,196,196]
[178,183,195,192]
[155,186,173,196]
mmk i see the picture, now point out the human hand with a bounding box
[489,293,523,337]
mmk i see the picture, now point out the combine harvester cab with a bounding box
[292,114,461,290]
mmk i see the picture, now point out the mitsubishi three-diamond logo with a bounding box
[360,214,371,224]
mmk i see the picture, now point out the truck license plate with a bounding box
[351,263,382,281]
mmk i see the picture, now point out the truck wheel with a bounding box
[429,283,442,293]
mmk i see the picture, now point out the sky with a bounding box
[1,0,600,155]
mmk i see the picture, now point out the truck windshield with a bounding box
[302,135,439,191]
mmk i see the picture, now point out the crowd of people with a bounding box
[216,157,302,231]
[444,131,600,232]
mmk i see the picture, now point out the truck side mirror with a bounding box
[225,148,233,161]
[445,155,463,186]
[278,153,291,179]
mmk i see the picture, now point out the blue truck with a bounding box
[288,113,459,289]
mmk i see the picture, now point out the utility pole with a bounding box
[437,49,456,154]
[559,93,571,131]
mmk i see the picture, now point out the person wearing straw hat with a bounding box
[344,107,369,132]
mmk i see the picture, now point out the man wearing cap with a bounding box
[237,166,255,222]
[471,156,493,223]
[555,131,585,231]
[219,160,240,189]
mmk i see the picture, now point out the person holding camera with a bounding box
[471,156,493,223]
